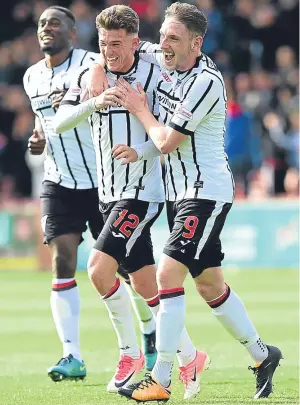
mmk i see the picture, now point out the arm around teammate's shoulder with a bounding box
[53,67,124,134]
[137,41,163,67]
[53,66,98,133]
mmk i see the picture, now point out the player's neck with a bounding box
[45,47,73,68]
[176,51,202,73]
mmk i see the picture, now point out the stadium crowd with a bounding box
[0,0,298,201]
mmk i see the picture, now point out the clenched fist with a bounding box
[28,129,46,155]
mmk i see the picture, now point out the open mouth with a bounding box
[107,57,118,63]
[164,52,175,62]
[41,35,54,44]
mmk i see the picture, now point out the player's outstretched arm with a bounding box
[53,96,97,134]
[116,78,185,154]
[117,73,222,154]
[53,67,121,134]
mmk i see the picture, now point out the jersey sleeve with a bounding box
[168,75,222,136]
[137,41,163,68]
[62,52,100,89]
[53,67,96,133]
[132,139,161,160]
[60,66,90,106]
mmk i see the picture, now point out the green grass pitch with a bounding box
[0,269,298,405]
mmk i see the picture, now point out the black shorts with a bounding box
[94,199,164,273]
[164,199,232,278]
[40,181,104,244]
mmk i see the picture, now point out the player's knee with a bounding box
[195,279,225,301]
[87,252,104,284]
[87,254,96,281]
[156,267,174,290]
[52,252,75,278]
[131,277,157,299]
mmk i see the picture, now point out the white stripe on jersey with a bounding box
[126,202,160,256]
[194,201,226,259]
[139,44,235,203]
[23,48,99,189]
[61,55,165,204]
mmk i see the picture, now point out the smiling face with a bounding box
[160,17,202,71]
[37,9,75,55]
[98,28,139,73]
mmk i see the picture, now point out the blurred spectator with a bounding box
[251,3,282,71]
[264,111,299,171]
[225,89,262,197]
[284,168,299,198]
[225,0,255,73]
[195,0,223,57]
[275,46,299,88]
[71,0,97,50]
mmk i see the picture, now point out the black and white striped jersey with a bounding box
[138,42,235,203]
[59,55,165,203]
[23,48,98,189]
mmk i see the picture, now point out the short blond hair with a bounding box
[96,5,139,34]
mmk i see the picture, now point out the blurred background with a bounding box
[0,0,298,271]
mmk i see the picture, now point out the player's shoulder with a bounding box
[72,65,91,88]
[23,59,45,88]
[138,41,161,54]
[197,54,224,82]
[186,54,225,91]
[138,56,161,76]
[72,48,100,66]
[24,58,46,74]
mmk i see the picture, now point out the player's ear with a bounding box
[131,37,140,52]
[69,26,77,41]
[191,35,203,52]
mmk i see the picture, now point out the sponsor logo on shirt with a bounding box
[32,97,52,110]
[158,94,178,111]
[162,72,172,83]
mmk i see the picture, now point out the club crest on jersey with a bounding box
[162,72,172,83]
[194,181,204,188]
[174,79,182,90]
[176,105,193,121]
[123,76,135,84]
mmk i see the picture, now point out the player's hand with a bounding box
[94,87,123,110]
[28,129,46,155]
[83,64,108,100]
[48,88,67,110]
[116,78,149,116]
[112,144,138,165]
